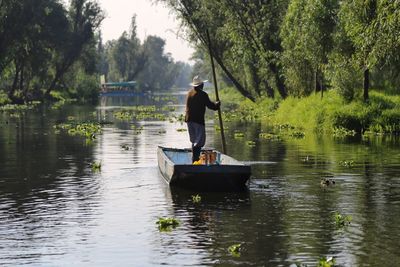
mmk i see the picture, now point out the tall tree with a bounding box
[45,0,104,98]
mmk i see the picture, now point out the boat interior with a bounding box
[163,148,242,165]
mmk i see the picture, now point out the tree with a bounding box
[339,0,378,102]
[281,0,338,97]
[45,0,104,98]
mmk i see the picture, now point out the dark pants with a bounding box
[192,145,202,163]
[187,122,205,163]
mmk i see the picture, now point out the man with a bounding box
[185,75,220,163]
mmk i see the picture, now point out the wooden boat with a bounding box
[157,146,251,191]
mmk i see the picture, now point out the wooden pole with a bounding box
[206,29,227,154]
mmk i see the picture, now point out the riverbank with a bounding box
[216,88,400,136]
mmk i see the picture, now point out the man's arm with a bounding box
[205,94,220,110]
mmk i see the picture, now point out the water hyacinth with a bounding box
[191,194,201,203]
[333,212,351,227]
[91,161,101,172]
[113,105,168,121]
[234,132,244,139]
[54,122,101,139]
[339,160,355,167]
[246,141,256,147]
[228,243,242,257]
[156,217,180,231]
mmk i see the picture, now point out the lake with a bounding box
[0,93,399,266]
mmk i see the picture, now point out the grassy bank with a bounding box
[216,88,400,136]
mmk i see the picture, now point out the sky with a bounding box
[98,0,195,63]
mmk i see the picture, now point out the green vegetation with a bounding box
[156,217,180,231]
[318,257,336,267]
[191,194,201,203]
[91,161,101,172]
[234,132,244,139]
[339,160,355,167]
[217,88,400,136]
[0,0,104,104]
[113,106,169,122]
[228,243,242,257]
[333,212,352,227]
[161,0,400,103]
[54,122,101,139]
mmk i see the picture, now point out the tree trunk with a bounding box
[213,53,255,102]
[8,64,20,100]
[315,70,322,93]
[270,63,287,99]
[363,68,369,102]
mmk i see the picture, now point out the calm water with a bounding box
[0,93,399,266]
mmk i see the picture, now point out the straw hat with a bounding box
[190,75,208,87]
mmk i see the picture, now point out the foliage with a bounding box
[228,243,242,257]
[91,161,101,172]
[318,257,336,267]
[0,0,104,104]
[191,194,201,203]
[99,19,184,92]
[333,211,352,227]
[158,0,400,106]
[0,91,11,106]
[54,122,101,139]
[156,217,180,231]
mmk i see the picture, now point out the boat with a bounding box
[157,146,251,191]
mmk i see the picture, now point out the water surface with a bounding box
[0,94,399,266]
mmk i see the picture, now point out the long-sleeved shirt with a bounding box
[185,88,219,125]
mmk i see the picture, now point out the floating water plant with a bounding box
[228,243,242,257]
[333,212,351,227]
[156,217,180,231]
[131,125,143,135]
[234,132,244,139]
[113,111,133,121]
[259,132,279,140]
[191,194,201,203]
[339,160,355,167]
[176,128,187,132]
[289,131,305,138]
[121,144,133,150]
[318,256,336,267]
[158,129,166,134]
[91,161,101,172]
[274,123,295,130]
[320,178,335,187]
[55,122,101,139]
[246,140,256,147]
[0,103,37,112]
[333,127,356,137]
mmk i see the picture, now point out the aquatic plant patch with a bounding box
[332,127,356,137]
[333,212,351,227]
[318,256,336,267]
[191,194,201,203]
[156,217,180,231]
[228,243,242,257]
[234,132,245,139]
[91,161,101,172]
[54,122,101,139]
[339,160,355,167]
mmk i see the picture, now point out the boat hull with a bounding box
[158,147,251,191]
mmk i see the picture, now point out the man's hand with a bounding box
[216,101,221,108]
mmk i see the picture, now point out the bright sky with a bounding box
[98,0,194,63]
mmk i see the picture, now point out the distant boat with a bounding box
[157,146,251,191]
[99,76,143,96]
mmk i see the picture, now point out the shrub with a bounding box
[0,91,11,106]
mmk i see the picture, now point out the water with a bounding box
[0,94,399,266]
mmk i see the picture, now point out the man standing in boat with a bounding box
[185,75,220,163]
